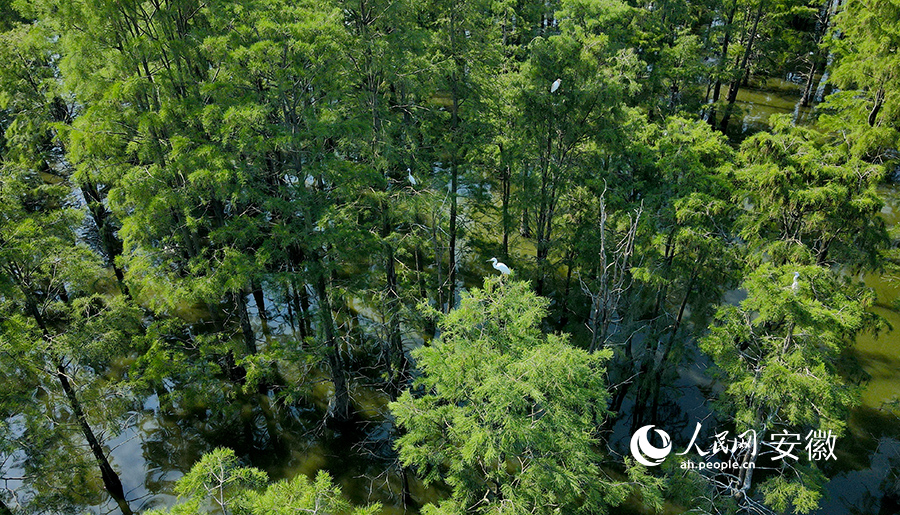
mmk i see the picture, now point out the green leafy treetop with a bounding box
[824,0,900,157]
[152,447,379,515]
[700,264,880,513]
[391,277,664,514]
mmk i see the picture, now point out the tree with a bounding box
[418,0,499,311]
[734,117,888,271]
[699,264,880,513]
[829,0,900,130]
[173,448,268,515]
[607,116,739,429]
[515,0,638,295]
[819,0,900,159]
[713,0,813,133]
[0,14,139,513]
[151,447,379,515]
[0,131,139,515]
[391,277,663,514]
[201,0,360,419]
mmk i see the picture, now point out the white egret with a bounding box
[550,78,562,93]
[791,272,800,293]
[487,257,511,276]
[407,167,417,187]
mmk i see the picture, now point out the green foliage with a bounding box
[236,471,381,515]
[174,447,268,513]
[391,278,654,514]
[0,0,895,512]
[827,0,900,153]
[153,448,378,515]
[700,263,879,512]
[735,118,889,270]
[702,264,875,433]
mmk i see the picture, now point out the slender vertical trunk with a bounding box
[500,156,511,260]
[448,158,458,312]
[735,433,760,504]
[432,211,444,316]
[444,7,464,313]
[535,105,555,296]
[868,86,885,126]
[401,466,413,508]
[286,290,297,334]
[289,280,307,340]
[559,249,575,326]
[234,290,257,354]
[315,274,350,422]
[709,2,737,125]
[799,62,818,107]
[251,280,270,338]
[719,4,763,133]
[57,364,133,515]
[298,282,312,337]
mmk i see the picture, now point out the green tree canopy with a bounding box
[700,264,880,513]
[391,277,663,514]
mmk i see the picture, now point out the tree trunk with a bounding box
[501,161,511,260]
[251,280,270,338]
[719,4,763,133]
[315,274,350,422]
[449,157,458,312]
[432,209,445,316]
[234,290,257,354]
[868,86,885,126]
[289,278,309,340]
[535,104,555,296]
[57,364,133,515]
[799,62,817,107]
[708,2,737,126]
[400,465,414,508]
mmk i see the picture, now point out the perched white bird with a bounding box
[305,174,316,188]
[407,167,417,187]
[487,257,511,276]
[791,272,800,293]
[550,78,562,93]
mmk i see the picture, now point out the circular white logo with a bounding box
[630,425,672,467]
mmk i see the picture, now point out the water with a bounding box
[812,185,900,514]
[733,77,814,134]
